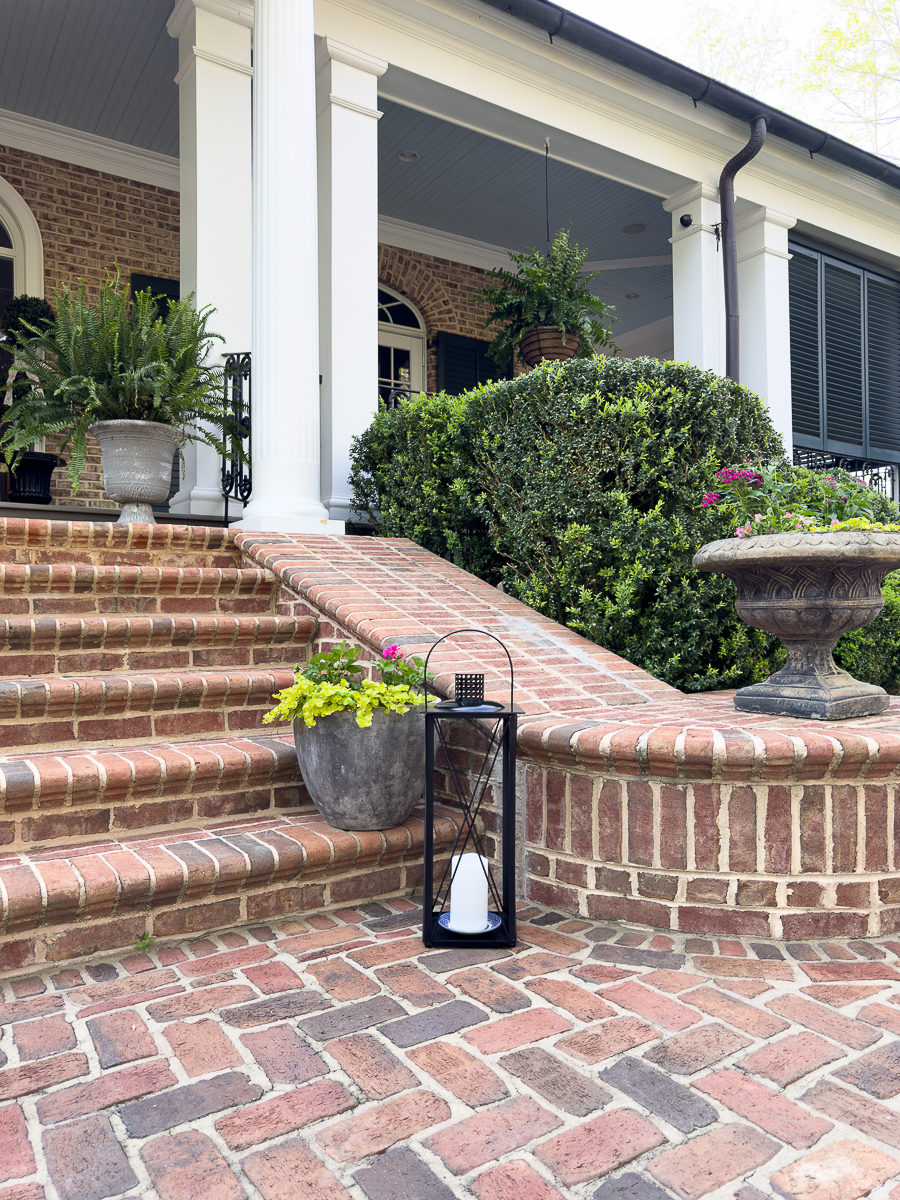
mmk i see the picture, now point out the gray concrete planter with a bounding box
[88,420,177,524]
[292,706,425,830]
[694,529,900,720]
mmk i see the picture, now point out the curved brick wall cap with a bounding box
[519,704,900,781]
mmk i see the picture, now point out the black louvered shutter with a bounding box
[823,260,865,453]
[867,277,900,454]
[436,333,508,395]
[789,249,821,441]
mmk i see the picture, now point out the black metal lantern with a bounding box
[422,630,517,949]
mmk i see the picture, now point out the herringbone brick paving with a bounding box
[1,904,900,1199]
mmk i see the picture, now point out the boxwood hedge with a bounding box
[350,356,900,693]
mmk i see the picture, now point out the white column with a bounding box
[663,183,725,375]
[167,0,253,518]
[316,39,387,525]
[736,205,797,455]
[235,0,342,533]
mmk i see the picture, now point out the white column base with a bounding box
[325,495,359,524]
[234,504,345,534]
[234,496,343,535]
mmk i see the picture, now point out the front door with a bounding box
[378,327,425,408]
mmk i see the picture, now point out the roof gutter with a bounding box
[477,0,900,194]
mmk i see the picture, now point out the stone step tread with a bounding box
[0,563,278,596]
[0,668,295,751]
[0,732,300,812]
[0,614,311,649]
[0,804,460,935]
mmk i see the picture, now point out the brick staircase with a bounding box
[0,520,461,975]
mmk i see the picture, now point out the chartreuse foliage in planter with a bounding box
[264,642,430,729]
[350,355,900,693]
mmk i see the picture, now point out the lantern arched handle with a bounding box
[421,629,514,713]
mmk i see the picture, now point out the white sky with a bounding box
[557,1,868,146]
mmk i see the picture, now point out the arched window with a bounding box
[378,286,426,406]
[0,219,13,331]
[0,174,44,318]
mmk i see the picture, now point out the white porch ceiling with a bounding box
[0,0,178,157]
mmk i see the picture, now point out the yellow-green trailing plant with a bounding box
[263,641,431,729]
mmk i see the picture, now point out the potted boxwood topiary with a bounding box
[477,227,617,370]
[0,294,62,504]
[263,641,432,831]
[0,270,242,523]
[694,462,900,720]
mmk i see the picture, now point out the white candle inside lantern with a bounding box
[448,853,490,933]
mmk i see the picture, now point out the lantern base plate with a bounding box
[438,912,501,935]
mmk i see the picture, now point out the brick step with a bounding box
[0,564,279,616]
[0,614,315,676]
[0,733,307,850]
[0,668,296,751]
[0,803,459,971]
[0,518,240,567]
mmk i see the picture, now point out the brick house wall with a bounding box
[378,243,508,391]
[0,145,180,509]
[0,150,503,509]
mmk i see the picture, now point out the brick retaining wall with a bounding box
[236,531,900,940]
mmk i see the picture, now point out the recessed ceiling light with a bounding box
[626,293,640,299]
[622,223,647,234]
[396,150,420,163]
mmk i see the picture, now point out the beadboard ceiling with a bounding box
[0,0,178,157]
[0,5,675,341]
[378,100,674,337]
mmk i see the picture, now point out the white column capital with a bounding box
[315,37,388,79]
[167,0,253,40]
[663,181,720,213]
[735,205,798,235]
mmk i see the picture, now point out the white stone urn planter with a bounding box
[88,420,177,524]
[292,707,425,831]
[693,529,900,720]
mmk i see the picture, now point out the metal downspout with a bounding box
[719,117,767,382]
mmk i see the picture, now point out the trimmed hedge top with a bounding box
[350,356,898,692]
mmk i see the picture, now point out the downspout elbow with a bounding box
[719,116,767,383]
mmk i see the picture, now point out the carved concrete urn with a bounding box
[693,530,900,720]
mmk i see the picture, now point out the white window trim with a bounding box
[0,175,43,298]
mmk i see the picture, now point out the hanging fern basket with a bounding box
[518,326,582,368]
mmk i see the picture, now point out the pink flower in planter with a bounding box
[382,645,403,660]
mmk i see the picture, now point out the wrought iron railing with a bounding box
[221,352,251,525]
[792,448,897,499]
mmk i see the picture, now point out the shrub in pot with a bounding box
[477,228,617,370]
[0,270,243,523]
[264,642,431,831]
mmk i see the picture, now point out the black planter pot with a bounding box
[7,451,64,504]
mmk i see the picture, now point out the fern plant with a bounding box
[1,270,242,492]
[477,227,617,370]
